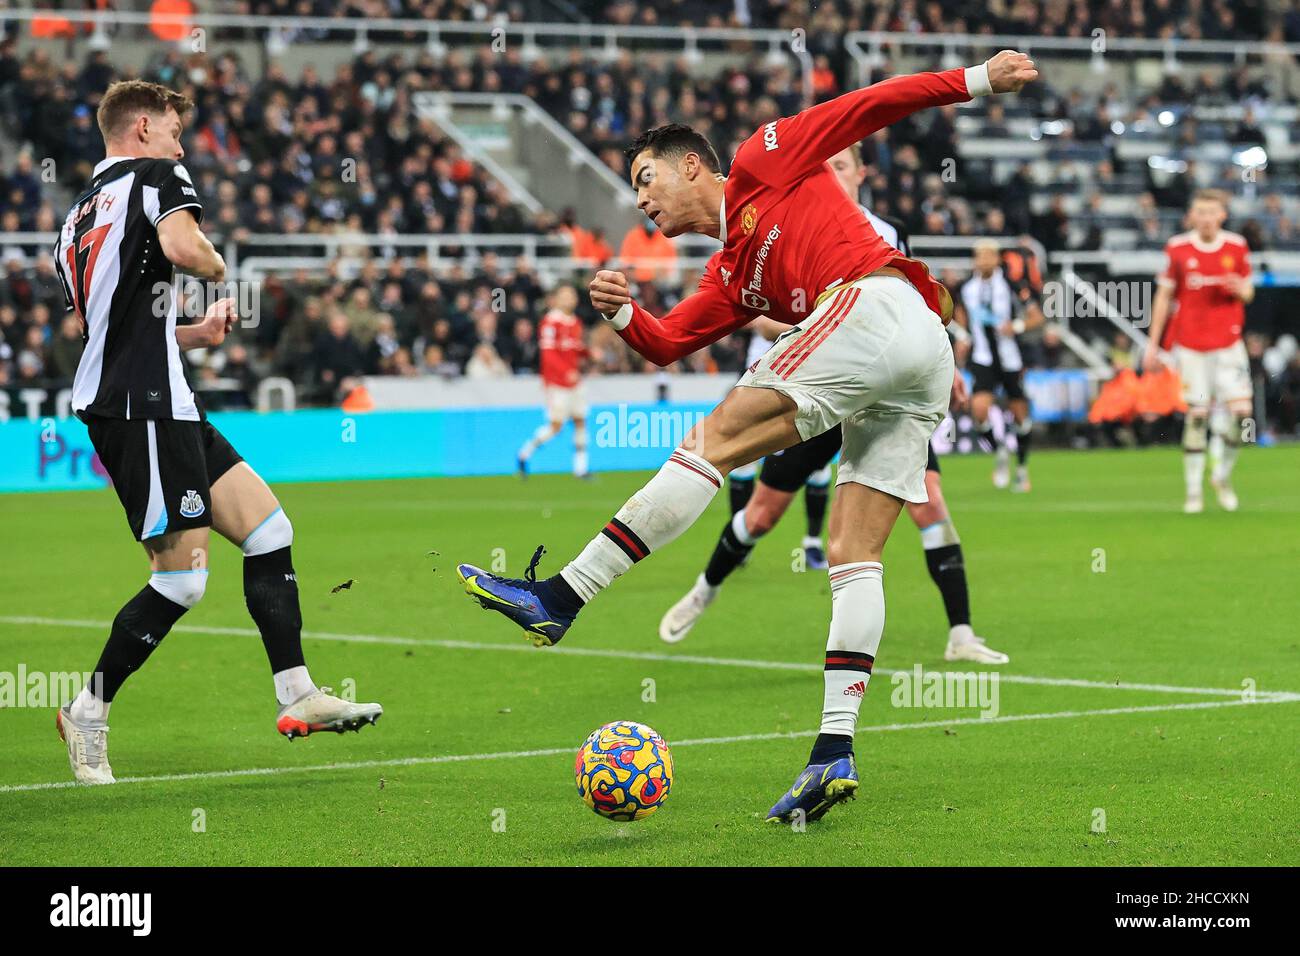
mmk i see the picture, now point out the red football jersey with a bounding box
[538,309,586,387]
[1158,231,1251,352]
[616,69,976,366]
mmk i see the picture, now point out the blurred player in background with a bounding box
[956,239,1044,492]
[659,144,1008,665]
[517,284,590,479]
[52,81,381,785]
[1143,189,1254,513]
[459,52,1037,824]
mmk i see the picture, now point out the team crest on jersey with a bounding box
[1221,255,1235,268]
[741,203,758,235]
[179,489,205,518]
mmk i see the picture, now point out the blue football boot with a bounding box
[457,546,575,647]
[765,755,859,824]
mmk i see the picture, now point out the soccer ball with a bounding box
[575,721,674,821]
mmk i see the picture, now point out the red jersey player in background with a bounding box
[516,284,591,479]
[460,51,1037,824]
[1144,189,1255,512]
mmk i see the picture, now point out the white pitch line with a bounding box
[1,615,1291,700]
[1,696,1294,795]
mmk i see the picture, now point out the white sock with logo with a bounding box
[560,449,723,602]
[274,666,317,707]
[820,562,885,737]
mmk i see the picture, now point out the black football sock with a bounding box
[804,483,829,538]
[808,732,854,765]
[1016,422,1032,466]
[244,547,306,673]
[925,543,971,629]
[92,585,189,702]
[703,519,754,587]
[536,573,585,617]
[728,475,755,515]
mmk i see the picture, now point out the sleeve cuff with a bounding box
[606,303,632,331]
[964,63,993,98]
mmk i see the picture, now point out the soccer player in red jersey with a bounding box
[517,284,591,479]
[459,51,1038,822]
[1143,189,1255,512]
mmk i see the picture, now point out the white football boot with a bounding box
[992,448,1011,489]
[56,706,115,785]
[1012,464,1031,493]
[1184,492,1204,514]
[658,574,719,644]
[277,687,383,741]
[1210,474,1239,512]
[943,625,1011,664]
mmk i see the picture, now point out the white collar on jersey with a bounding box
[1186,231,1229,253]
[92,155,132,177]
[717,195,727,245]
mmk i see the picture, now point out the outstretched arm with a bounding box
[589,269,747,367]
[739,50,1038,186]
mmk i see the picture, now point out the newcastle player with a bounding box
[52,81,381,785]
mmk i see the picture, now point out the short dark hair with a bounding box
[97,80,192,141]
[625,124,721,174]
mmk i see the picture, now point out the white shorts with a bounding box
[544,384,587,422]
[1174,341,1251,408]
[736,275,954,503]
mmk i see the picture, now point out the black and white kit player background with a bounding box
[51,81,381,785]
[955,239,1044,492]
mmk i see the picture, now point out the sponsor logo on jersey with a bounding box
[720,265,732,286]
[762,121,779,152]
[740,203,758,235]
[179,489,205,518]
[745,223,781,307]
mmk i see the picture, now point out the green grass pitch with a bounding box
[1,445,1296,866]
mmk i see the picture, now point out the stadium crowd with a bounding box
[1,6,1299,435]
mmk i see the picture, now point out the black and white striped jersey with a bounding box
[860,207,911,259]
[960,268,1023,371]
[55,155,205,421]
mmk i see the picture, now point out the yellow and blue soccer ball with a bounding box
[574,721,674,821]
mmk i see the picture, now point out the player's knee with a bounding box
[745,499,783,536]
[1183,409,1209,451]
[242,507,293,557]
[909,500,946,531]
[148,569,208,609]
[573,422,588,447]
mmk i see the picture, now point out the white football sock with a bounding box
[518,424,553,461]
[573,423,589,475]
[820,562,885,738]
[69,685,109,725]
[1184,451,1206,498]
[560,449,723,602]
[274,665,317,707]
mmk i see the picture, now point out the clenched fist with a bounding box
[589,269,631,317]
[986,50,1038,94]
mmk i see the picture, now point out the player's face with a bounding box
[973,246,1000,274]
[141,107,185,161]
[827,148,866,201]
[1189,199,1226,238]
[555,285,578,312]
[631,152,688,238]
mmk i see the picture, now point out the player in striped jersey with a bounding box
[51,82,381,785]
[658,145,1008,665]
